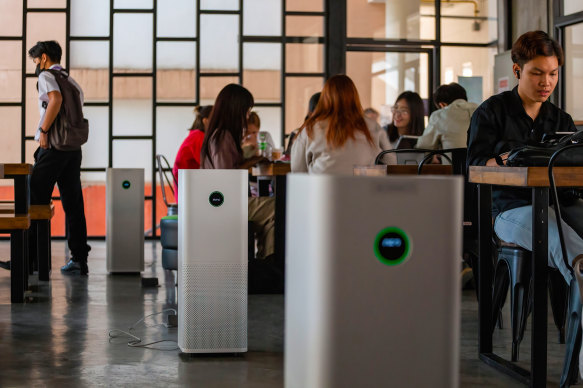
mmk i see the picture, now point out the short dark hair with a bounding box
[433,83,468,106]
[511,30,564,68]
[28,41,62,63]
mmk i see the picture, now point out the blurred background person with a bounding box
[364,107,380,123]
[284,92,320,158]
[384,91,425,148]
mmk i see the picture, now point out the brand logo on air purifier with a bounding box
[374,227,411,266]
[122,180,131,189]
[209,191,224,207]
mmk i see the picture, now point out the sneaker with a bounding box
[61,259,88,275]
[0,260,10,270]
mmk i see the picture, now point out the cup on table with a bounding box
[353,165,387,176]
[272,148,283,160]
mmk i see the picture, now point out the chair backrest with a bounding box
[156,154,177,209]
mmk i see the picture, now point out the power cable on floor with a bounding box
[108,308,178,351]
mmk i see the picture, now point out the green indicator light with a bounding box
[374,226,411,266]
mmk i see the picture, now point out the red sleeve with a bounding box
[191,130,205,167]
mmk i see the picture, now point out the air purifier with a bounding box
[178,169,248,353]
[285,174,463,388]
[106,168,144,273]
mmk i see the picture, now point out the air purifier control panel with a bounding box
[374,227,410,266]
[209,191,224,207]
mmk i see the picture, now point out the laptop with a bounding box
[395,135,424,165]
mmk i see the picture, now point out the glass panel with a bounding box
[71,0,110,37]
[441,0,497,44]
[81,172,106,237]
[243,43,280,102]
[156,42,196,102]
[564,0,583,15]
[200,15,239,71]
[0,0,23,36]
[114,0,153,9]
[286,43,323,73]
[287,0,323,12]
[286,16,323,37]
[156,107,195,168]
[26,78,40,137]
[0,41,21,102]
[28,0,65,7]
[0,107,21,164]
[26,13,67,74]
[285,77,323,135]
[201,0,238,10]
[243,0,281,36]
[565,23,583,121]
[112,140,152,186]
[441,46,496,104]
[157,0,196,37]
[347,51,429,127]
[113,77,153,136]
[81,107,109,168]
[113,13,153,71]
[69,41,109,102]
[348,0,434,40]
[200,76,239,105]
[250,107,282,148]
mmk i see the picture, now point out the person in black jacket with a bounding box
[467,30,582,284]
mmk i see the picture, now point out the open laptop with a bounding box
[395,135,424,165]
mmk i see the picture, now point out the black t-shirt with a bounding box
[467,86,577,218]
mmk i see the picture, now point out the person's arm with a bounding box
[466,104,502,167]
[290,131,308,172]
[415,111,440,150]
[39,90,62,149]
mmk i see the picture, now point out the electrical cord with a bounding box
[108,308,178,351]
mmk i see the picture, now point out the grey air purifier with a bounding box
[178,169,248,353]
[106,168,145,273]
[285,174,463,388]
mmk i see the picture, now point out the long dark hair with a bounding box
[386,91,425,143]
[200,84,254,167]
[189,105,213,132]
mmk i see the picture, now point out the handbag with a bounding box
[505,131,583,167]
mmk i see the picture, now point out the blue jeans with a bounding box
[494,200,583,284]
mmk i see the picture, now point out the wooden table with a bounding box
[469,166,583,387]
[251,162,291,264]
[0,163,33,303]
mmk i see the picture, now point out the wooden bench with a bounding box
[0,213,31,303]
[0,202,55,281]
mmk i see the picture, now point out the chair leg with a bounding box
[492,262,510,333]
[37,220,51,281]
[511,279,530,362]
[560,279,582,388]
[549,269,568,344]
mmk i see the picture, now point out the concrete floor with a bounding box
[0,240,579,387]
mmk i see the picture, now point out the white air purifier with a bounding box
[178,169,248,353]
[285,174,463,388]
[106,168,144,273]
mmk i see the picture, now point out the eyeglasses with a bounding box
[391,107,410,116]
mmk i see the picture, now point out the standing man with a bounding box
[29,40,90,275]
[467,30,582,284]
[416,82,477,150]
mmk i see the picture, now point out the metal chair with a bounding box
[156,154,178,270]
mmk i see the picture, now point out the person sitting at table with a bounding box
[284,92,321,158]
[291,74,394,174]
[200,83,282,293]
[384,91,425,149]
[467,30,582,289]
[172,105,212,197]
[416,83,477,151]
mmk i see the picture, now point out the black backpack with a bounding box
[43,69,89,151]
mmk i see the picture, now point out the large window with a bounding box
[0,0,325,238]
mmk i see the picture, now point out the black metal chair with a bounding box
[156,154,178,271]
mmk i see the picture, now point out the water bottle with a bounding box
[259,133,271,159]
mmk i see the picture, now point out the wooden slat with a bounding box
[251,163,291,177]
[2,163,33,176]
[469,166,583,187]
[0,164,4,178]
[30,204,55,220]
[0,214,30,230]
[0,203,14,214]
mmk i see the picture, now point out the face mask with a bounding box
[35,63,42,76]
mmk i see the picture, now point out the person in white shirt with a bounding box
[28,40,90,275]
[416,82,478,150]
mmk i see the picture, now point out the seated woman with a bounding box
[291,74,392,174]
[385,91,425,149]
[172,105,212,196]
[200,84,282,293]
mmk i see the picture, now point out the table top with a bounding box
[251,162,291,177]
[0,163,33,178]
[469,166,583,187]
